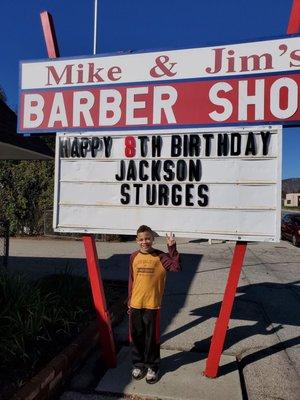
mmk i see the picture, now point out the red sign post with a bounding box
[40,11,116,368]
[203,242,247,377]
[82,236,116,368]
[204,0,300,378]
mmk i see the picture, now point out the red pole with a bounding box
[287,0,300,34]
[204,241,247,378]
[40,11,60,57]
[40,12,116,368]
[83,235,116,368]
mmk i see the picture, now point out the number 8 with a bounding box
[125,136,136,158]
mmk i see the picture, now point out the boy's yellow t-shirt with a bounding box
[128,245,181,310]
[130,251,166,309]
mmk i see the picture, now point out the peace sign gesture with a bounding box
[166,232,176,246]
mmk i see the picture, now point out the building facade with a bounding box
[284,193,300,207]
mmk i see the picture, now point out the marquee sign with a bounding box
[19,35,300,133]
[53,126,282,242]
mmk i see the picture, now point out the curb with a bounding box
[11,297,127,400]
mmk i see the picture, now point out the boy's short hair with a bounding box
[136,225,153,236]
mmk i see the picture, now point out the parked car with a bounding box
[281,213,300,246]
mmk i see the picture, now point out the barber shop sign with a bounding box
[18,35,292,241]
[19,35,300,132]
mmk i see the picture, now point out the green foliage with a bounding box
[0,160,54,235]
[40,136,55,152]
[0,270,94,370]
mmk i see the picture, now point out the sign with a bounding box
[53,126,282,242]
[19,35,300,133]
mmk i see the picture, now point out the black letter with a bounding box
[230,133,241,156]
[60,138,70,158]
[79,137,89,157]
[171,185,182,206]
[188,159,201,181]
[217,134,229,156]
[152,135,162,157]
[91,137,100,157]
[138,136,149,157]
[203,134,213,156]
[158,184,169,205]
[189,135,201,156]
[133,183,143,204]
[198,185,209,206]
[185,184,194,206]
[171,135,182,157]
[139,160,149,181]
[120,184,130,204]
[115,160,125,181]
[151,160,161,181]
[176,160,187,181]
[183,135,189,157]
[245,132,257,155]
[163,160,175,181]
[71,137,80,157]
[126,160,137,181]
[146,184,157,205]
[260,131,271,155]
[103,136,112,157]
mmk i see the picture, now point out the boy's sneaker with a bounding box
[132,367,146,380]
[146,368,159,384]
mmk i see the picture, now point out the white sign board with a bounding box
[53,126,282,242]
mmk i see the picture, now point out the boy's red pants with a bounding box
[129,308,160,372]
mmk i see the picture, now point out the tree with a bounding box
[0,160,54,235]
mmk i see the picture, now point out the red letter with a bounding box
[108,66,122,81]
[290,49,300,67]
[46,64,74,85]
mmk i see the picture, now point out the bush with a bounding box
[0,270,94,371]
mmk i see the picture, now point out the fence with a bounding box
[0,220,9,268]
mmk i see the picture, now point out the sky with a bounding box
[0,0,299,179]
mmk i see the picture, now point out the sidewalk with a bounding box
[9,237,300,399]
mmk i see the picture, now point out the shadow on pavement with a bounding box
[160,281,300,377]
[7,254,133,281]
[162,252,203,326]
[161,333,300,378]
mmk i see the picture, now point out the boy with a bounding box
[128,225,181,384]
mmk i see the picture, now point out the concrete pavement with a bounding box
[96,347,242,400]
[9,237,300,399]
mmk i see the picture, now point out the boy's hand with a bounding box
[166,232,176,246]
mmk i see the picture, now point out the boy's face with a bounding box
[136,231,154,253]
